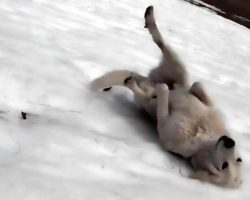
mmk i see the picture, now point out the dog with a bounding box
[91,6,242,187]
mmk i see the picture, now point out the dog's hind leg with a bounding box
[144,6,167,55]
[189,82,213,107]
[144,6,188,88]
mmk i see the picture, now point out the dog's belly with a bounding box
[169,89,208,117]
[159,91,217,157]
[159,109,225,157]
[159,113,199,156]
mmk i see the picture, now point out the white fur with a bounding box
[91,6,243,187]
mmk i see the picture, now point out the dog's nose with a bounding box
[217,136,235,149]
[224,137,235,148]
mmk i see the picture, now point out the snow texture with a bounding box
[0,0,249,199]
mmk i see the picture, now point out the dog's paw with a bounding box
[156,83,169,93]
[144,6,155,28]
[190,82,203,92]
[124,76,135,86]
[144,6,153,18]
[189,170,213,181]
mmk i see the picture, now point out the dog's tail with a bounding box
[91,70,137,91]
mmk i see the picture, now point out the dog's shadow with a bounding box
[98,88,158,143]
[107,91,163,140]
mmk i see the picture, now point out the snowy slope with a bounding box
[0,0,249,199]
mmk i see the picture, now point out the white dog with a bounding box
[91,6,242,187]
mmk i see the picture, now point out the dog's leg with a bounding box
[144,6,181,62]
[144,6,166,55]
[124,76,156,103]
[190,170,224,185]
[155,84,169,127]
[190,170,212,182]
[144,6,188,88]
[124,76,157,115]
[124,76,147,95]
[189,82,213,107]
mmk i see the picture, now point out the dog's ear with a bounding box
[216,136,235,149]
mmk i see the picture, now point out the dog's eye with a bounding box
[222,162,228,170]
[237,158,242,162]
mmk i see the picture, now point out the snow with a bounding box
[0,0,249,199]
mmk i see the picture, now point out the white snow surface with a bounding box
[0,0,249,199]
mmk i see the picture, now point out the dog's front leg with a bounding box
[156,83,170,128]
[125,76,157,116]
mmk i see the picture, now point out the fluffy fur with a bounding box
[91,6,242,187]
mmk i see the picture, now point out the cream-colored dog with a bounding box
[91,6,242,187]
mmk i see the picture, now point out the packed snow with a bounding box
[0,0,249,199]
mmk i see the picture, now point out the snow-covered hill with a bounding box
[0,0,249,199]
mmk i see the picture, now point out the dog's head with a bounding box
[212,135,242,186]
[191,135,243,187]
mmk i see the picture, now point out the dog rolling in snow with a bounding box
[91,6,242,187]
